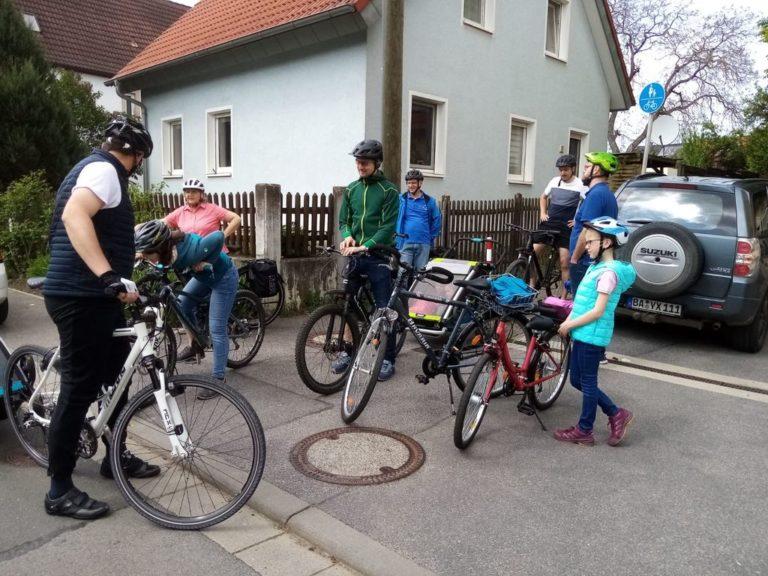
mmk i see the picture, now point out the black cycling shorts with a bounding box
[532,220,571,250]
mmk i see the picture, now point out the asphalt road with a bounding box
[2,288,767,576]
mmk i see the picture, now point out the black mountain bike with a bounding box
[341,245,533,424]
[294,246,408,395]
[136,263,266,369]
[505,223,563,298]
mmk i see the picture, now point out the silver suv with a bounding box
[615,175,768,352]
[0,253,7,325]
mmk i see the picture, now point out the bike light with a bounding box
[734,238,760,277]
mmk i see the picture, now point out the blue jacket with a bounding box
[173,231,233,287]
[571,260,636,347]
[568,182,618,262]
[395,192,442,249]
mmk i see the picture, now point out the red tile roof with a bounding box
[15,0,189,77]
[115,0,370,80]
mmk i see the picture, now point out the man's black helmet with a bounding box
[350,139,384,162]
[105,116,154,158]
[135,220,170,253]
[555,154,577,168]
[405,169,424,181]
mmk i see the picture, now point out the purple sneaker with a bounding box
[607,408,634,446]
[553,426,595,446]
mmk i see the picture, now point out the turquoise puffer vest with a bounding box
[571,260,636,347]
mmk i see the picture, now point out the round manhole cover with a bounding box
[290,427,425,485]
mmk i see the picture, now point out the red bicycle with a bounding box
[453,301,571,449]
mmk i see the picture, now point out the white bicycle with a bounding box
[2,280,265,530]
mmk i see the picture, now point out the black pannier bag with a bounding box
[246,259,280,297]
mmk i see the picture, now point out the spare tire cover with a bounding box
[618,221,704,299]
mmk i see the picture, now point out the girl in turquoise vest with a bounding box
[555,217,636,446]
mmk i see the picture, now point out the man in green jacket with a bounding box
[334,139,400,380]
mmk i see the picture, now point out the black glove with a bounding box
[99,270,126,298]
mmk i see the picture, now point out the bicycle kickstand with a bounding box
[517,396,547,431]
[446,374,456,416]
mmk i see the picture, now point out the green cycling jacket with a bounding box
[339,171,399,248]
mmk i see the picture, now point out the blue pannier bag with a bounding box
[487,274,537,307]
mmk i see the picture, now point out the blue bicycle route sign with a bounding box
[638,82,666,114]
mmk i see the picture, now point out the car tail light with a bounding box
[733,238,760,277]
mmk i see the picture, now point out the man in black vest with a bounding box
[42,117,159,520]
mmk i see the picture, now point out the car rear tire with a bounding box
[619,222,703,299]
[0,298,7,325]
[728,293,768,353]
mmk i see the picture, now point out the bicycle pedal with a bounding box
[415,374,429,385]
[517,402,535,416]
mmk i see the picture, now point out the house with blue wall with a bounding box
[112,0,633,199]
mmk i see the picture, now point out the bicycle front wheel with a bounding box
[111,375,266,530]
[454,353,498,449]
[227,290,266,368]
[506,258,530,283]
[341,315,388,424]
[2,345,61,468]
[527,334,571,410]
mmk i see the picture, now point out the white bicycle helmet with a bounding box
[183,178,205,192]
[584,216,630,246]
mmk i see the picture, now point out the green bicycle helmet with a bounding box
[585,151,619,174]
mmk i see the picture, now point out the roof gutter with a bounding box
[112,80,150,190]
[596,0,635,110]
[111,5,357,84]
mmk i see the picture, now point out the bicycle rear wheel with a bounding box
[341,315,388,424]
[527,334,571,410]
[2,345,60,468]
[259,281,285,326]
[454,353,498,449]
[226,290,266,368]
[111,375,265,530]
[295,303,361,395]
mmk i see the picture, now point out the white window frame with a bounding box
[545,0,571,62]
[567,128,590,177]
[408,91,448,178]
[161,116,183,178]
[461,0,495,34]
[206,106,233,177]
[507,114,537,185]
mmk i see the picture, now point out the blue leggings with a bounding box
[570,339,618,431]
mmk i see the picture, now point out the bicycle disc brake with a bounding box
[77,423,98,459]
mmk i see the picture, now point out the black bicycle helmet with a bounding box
[350,139,384,162]
[104,116,154,158]
[555,154,577,168]
[135,220,171,253]
[405,169,424,181]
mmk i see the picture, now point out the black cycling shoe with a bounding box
[100,450,161,480]
[45,488,110,520]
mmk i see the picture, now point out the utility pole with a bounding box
[382,0,404,186]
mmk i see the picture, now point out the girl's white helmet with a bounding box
[584,216,630,246]
[182,178,205,191]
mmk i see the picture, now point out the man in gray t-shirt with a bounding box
[532,154,587,297]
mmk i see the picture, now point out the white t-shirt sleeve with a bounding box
[542,176,560,197]
[74,162,122,209]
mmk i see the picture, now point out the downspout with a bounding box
[114,80,150,191]
[382,0,404,187]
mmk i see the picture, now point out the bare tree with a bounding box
[607,0,756,153]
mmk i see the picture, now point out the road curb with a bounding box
[248,481,436,576]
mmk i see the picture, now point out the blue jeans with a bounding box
[400,243,431,270]
[179,266,239,379]
[570,340,618,431]
[569,260,590,294]
[345,254,397,363]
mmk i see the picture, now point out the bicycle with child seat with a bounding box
[453,300,571,449]
[135,261,266,369]
[340,245,533,424]
[238,260,285,326]
[2,278,266,529]
[505,223,563,298]
[294,245,409,395]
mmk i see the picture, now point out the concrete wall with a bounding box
[280,256,341,310]
[400,0,611,199]
[141,35,367,196]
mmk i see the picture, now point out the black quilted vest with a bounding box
[43,150,135,298]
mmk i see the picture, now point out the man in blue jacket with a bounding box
[395,169,442,270]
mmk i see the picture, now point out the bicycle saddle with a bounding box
[453,276,489,290]
[526,315,555,332]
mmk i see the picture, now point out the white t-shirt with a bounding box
[543,176,588,199]
[73,162,122,209]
